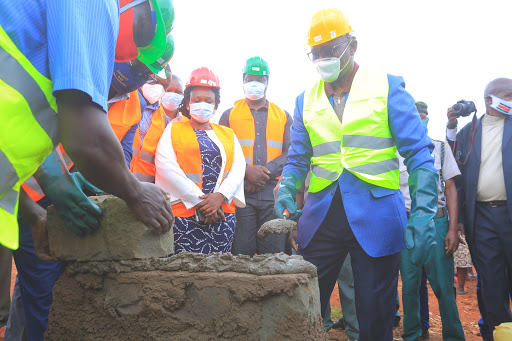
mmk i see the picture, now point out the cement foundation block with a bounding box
[46,253,326,341]
[48,195,173,261]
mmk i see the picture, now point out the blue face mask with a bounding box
[243,81,266,100]
[190,102,215,123]
[422,117,429,128]
[110,61,152,95]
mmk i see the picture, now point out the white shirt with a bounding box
[155,123,246,210]
[399,139,460,210]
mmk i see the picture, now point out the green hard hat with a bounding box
[243,56,270,76]
[137,0,175,65]
[146,34,175,74]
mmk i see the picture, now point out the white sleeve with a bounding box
[155,124,204,209]
[216,132,246,208]
[446,127,457,142]
[442,142,461,181]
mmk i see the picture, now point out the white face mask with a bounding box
[243,81,266,100]
[141,83,165,104]
[313,41,352,82]
[189,102,215,123]
[161,92,184,111]
[489,94,512,115]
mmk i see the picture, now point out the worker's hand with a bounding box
[447,107,459,127]
[127,182,174,234]
[404,167,438,266]
[288,229,299,252]
[197,193,224,216]
[203,207,226,225]
[34,151,104,236]
[245,165,270,187]
[244,180,261,193]
[274,172,302,220]
[444,228,460,256]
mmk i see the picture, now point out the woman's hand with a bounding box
[197,193,225,223]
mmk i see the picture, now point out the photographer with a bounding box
[446,78,512,339]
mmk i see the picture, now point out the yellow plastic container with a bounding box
[494,322,512,341]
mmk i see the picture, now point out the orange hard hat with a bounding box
[185,67,220,89]
[308,9,353,47]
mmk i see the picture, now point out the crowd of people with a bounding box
[0,2,511,341]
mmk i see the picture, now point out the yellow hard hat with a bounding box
[308,9,353,47]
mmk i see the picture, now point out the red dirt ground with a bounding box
[328,271,483,340]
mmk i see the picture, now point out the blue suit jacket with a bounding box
[450,115,512,252]
[284,74,435,258]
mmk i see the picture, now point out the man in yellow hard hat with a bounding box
[275,9,438,340]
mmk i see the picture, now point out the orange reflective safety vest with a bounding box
[107,90,142,142]
[170,121,237,217]
[228,99,286,166]
[21,144,74,202]
[130,106,166,183]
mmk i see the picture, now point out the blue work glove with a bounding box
[34,151,103,236]
[404,167,438,266]
[274,172,303,220]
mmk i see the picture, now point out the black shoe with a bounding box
[393,315,401,328]
[332,317,345,330]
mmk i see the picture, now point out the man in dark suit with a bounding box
[447,78,512,340]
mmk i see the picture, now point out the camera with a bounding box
[452,100,476,117]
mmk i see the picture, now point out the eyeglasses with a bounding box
[307,39,352,61]
[127,59,156,82]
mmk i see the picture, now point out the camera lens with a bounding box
[452,103,463,115]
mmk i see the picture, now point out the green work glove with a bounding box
[274,172,303,220]
[34,151,103,236]
[404,167,438,266]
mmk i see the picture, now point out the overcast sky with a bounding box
[169,0,512,140]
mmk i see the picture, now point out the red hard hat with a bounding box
[186,67,220,89]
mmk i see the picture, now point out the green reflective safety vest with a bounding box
[303,66,399,193]
[0,25,59,249]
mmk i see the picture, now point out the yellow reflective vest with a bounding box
[0,25,59,249]
[303,66,399,193]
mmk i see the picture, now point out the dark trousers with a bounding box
[299,189,400,341]
[471,203,512,337]
[231,199,286,255]
[0,244,11,325]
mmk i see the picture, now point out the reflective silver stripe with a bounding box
[238,139,253,147]
[311,165,340,181]
[313,141,341,157]
[343,135,395,149]
[120,0,147,14]
[134,172,155,183]
[268,140,283,150]
[0,44,59,146]
[0,150,19,200]
[185,173,201,184]
[23,176,44,196]
[0,187,18,214]
[245,157,252,165]
[348,158,399,176]
[138,150,155,164]
[224,170,229,178]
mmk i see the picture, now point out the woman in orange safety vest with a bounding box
[155,67,246,254]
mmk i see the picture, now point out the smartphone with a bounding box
[194,207,224,225]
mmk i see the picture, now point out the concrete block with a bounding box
[46,253,326,341]
[48,195,173,261]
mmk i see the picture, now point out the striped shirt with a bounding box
[0,0,120,113]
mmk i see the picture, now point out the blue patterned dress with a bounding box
[173,129,236,254]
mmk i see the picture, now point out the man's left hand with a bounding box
[444,228,459,256]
